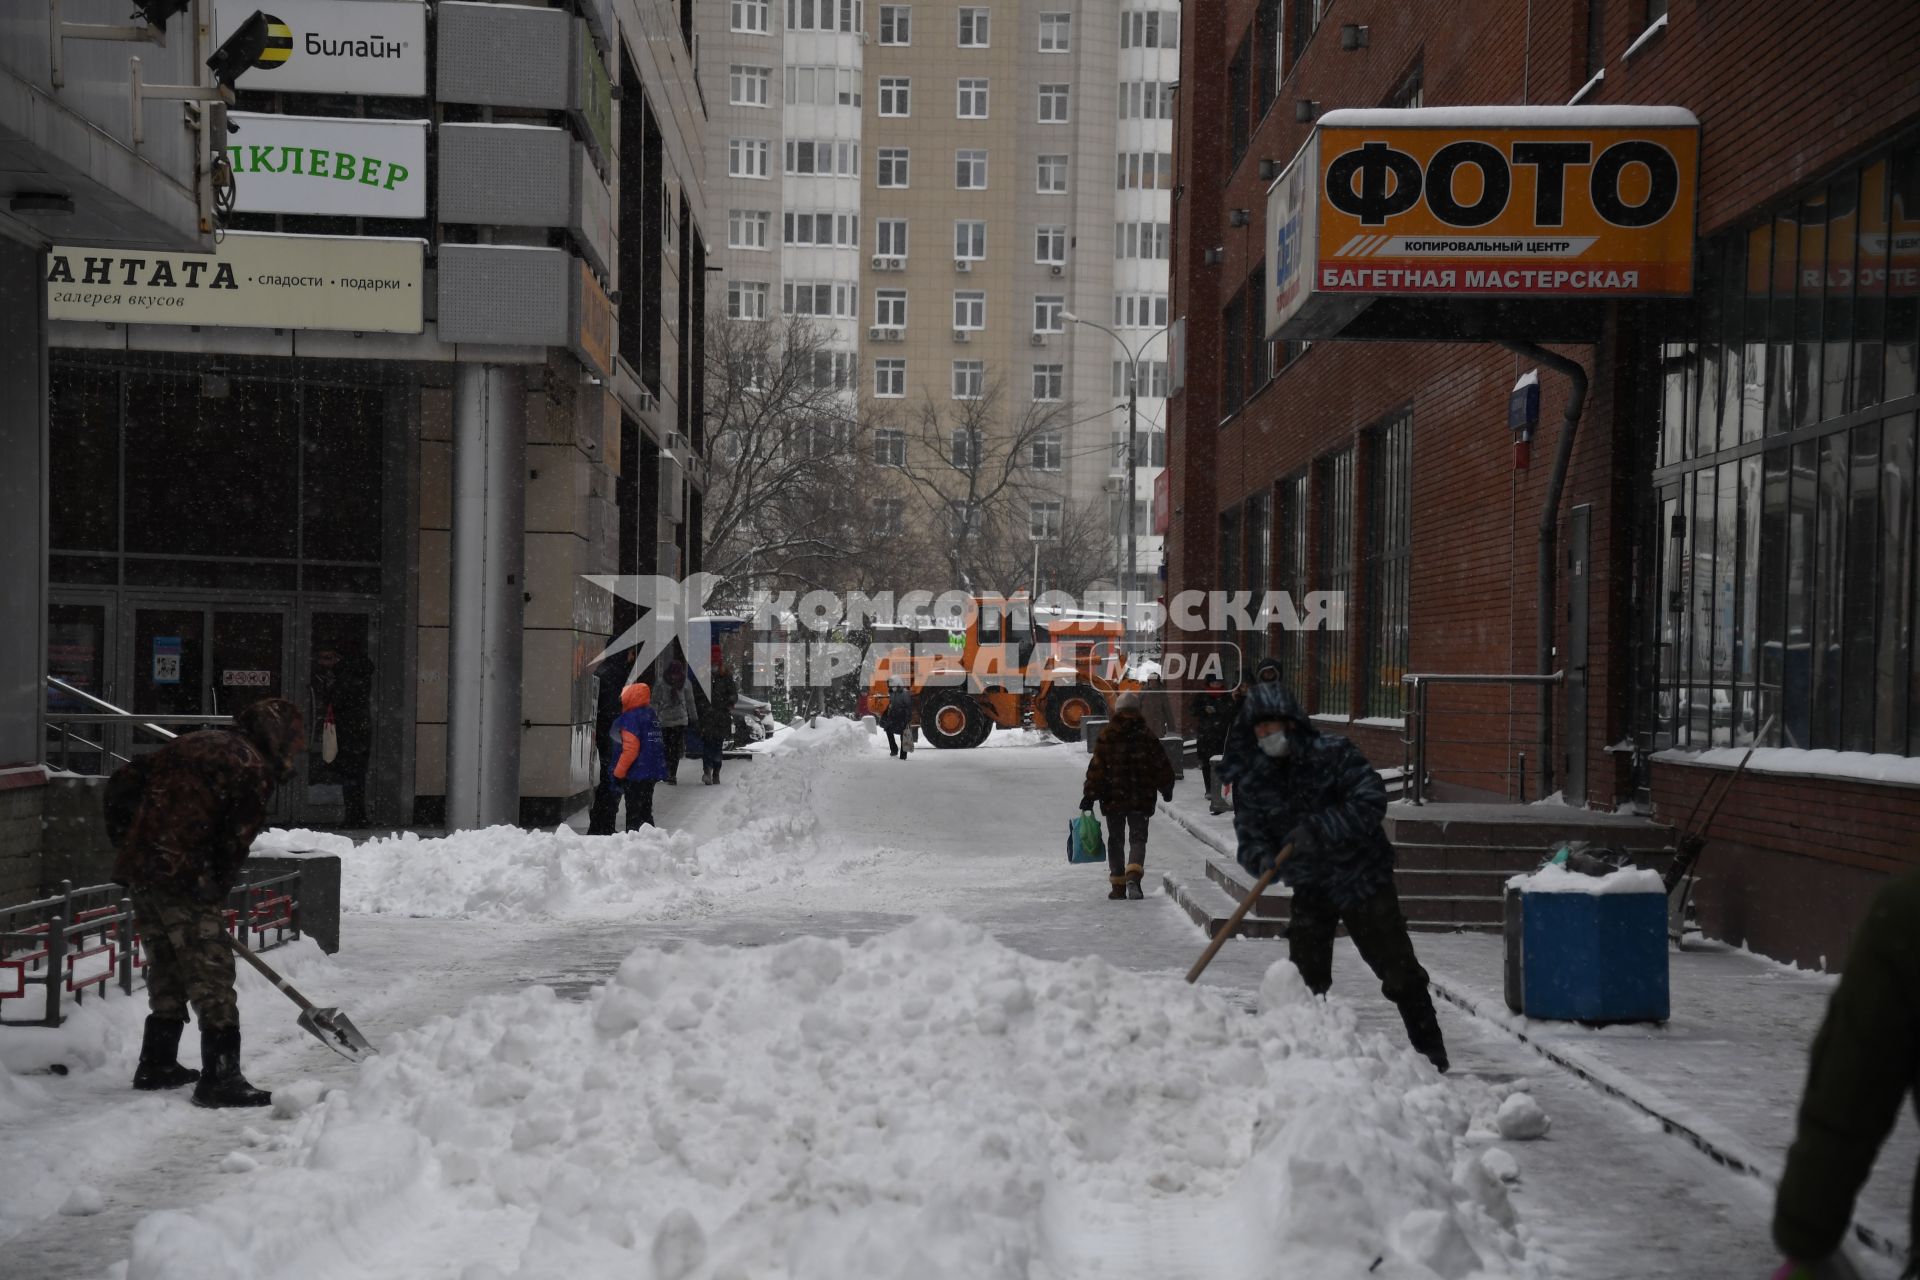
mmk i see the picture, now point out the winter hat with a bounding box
[621,682,652,710]
[236,697,305,783]
[1114,691,1144,713]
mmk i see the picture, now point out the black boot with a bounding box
[192,1025,272,1109]
[1398,996,1450,1073]
[132,1015,200,1091]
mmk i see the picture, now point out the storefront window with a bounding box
[1651,129,1920,755]
[1314,447,1354,717]
[1365,414,1411,719]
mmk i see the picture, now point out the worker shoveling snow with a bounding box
[123,917,1538,1280]
[253,717,878,921]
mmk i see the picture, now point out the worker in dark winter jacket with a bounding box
[652,659,698,785]
[1771,868,1920,1280]
[880,679,915,759]
[106,697,305,1108]
[586,658,630,835]
[1222,682,1448,1072]
[608,682,669,829]
[1189,676,1233,811]
[1082,692,1177,900]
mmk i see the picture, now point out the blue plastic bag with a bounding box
[1067,811,1105,865]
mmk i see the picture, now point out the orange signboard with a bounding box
[1269,106,1700,338]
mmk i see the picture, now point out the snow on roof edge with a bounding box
[1317,105,1699,129]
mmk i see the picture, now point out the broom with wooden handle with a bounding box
[1186,844,1294,984]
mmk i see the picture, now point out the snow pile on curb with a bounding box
[124,920,1538,1279]
[1506,863,1665,896]
[255,718,876,920]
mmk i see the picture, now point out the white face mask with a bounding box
[1257,731,1292,760]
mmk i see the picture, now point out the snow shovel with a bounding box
[225,934,377,1062]
[1186,844,1294,984]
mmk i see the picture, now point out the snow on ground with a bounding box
[254,717,878,920]
[123,921,1534,1280]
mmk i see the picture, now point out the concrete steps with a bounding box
[1159,868,1289,940]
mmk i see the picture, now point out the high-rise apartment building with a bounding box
[701,1,1180,596]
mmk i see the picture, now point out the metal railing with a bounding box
[1401,671,1565,806]
[44,676,232,775]
[1,871,302,1028]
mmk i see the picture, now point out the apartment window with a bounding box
[1288,0,1323,66]
[1222,288,1246,415]
[878,77,910,116]
[1034,226,1066,265]
[784,211,859,248]
[1255,0,1279,115]
[788,0,861,32]
[1314,447,1355,716]
[1030,428,1062,467]
[1033,295,1064,333]
[958,6,989,46]
[1647,0,1670,20]
[1115,221,1170,259]
[1118,81,1175,120]
[1038,84,1070,123]
[728,137,771,178]
[1120,8,1178,49]
[873,427,906,466]
[1585,0,1604,78]
[876,218,908,257]
[1246,260,1271,386]
[1030,500,1063,541]
[785,139,860,177]
[1036,154,1068,193]
[1387,64,1424,110]
[878,3,910,43]
[1112,360,1169,398]
[873,364,907,402]
[810,351,856,390]
[786,66,863,107]
[954,220,986,260]
[1117,152,1173,190]
[951,427,984,467]
[1031,365,1063,403]
[952,364,985,402]
[950,501,980,539]
[731,0,768,33]
[957,79,990,119]
[727,209,770,250]
[784,281,856,319]
[729,65,770,106]
[1228,37,1251,167]
[953,290,986,330]
[726,280,769,320]
[874,288,907,327]
[873,497,905,534]
[1113,293,1169,328]
[955,149,988,189]
[1039,12,1071,51]
[1278,471,1310,687]
[877,147,910,187]
[1364,412,1413,719]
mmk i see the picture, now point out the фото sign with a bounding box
[215,1,426,96]
[1269,106,1699,339]
[227,114,427,218]
[47,233,425,333]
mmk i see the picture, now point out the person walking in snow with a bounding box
[1189,675,1233,812]
[880,678,915,759]
[653,658,698,785]
[693,647,737,785]
[104,698,306,1108]
[1222,682,1449,1072]
[608,682,669,829]
[1770,868,1920,1280]
[1081,692,1176,900]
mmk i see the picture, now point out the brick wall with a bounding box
[0,776,47,906]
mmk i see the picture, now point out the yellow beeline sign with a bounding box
[1269,107,1701,337]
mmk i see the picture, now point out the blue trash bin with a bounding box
[1518,873,1670,1023]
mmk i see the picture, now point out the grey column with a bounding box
[0,242,48,774]
[446,363,527,830]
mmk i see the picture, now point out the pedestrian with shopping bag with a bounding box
[1080,692,1176,900]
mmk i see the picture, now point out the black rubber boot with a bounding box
[192,1025,272,1109]
[132,1015,200,1091]
[1399,998,1450,1074]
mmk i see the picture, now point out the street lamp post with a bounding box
[1062,312,1172,649]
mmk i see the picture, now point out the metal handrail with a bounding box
[44,677,233,774]
[1401,671,1565,805]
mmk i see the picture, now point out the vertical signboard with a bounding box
[1265,133,1320,340]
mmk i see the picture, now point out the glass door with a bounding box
[298,607,378,828]
[46,596,116,774]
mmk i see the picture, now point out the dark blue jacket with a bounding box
[609,704,668,783]
[1221,683,1394,909]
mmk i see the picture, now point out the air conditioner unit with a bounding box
[664,430,689,452]
[870,255,888,270]
[885,257,905,271]
[954,259,973,273]
[1103,476,1125,494]
[636,388,659,415]
[953,329,971,343]
[1029,333,1050,347]
[1049,264,1064,277]
[869,326,903,342]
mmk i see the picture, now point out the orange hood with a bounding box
[621,682,652,710]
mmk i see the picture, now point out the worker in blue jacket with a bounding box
[608,682,669,830]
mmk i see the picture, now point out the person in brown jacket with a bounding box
[1081,692,1177,900]
[105,697,305,1108]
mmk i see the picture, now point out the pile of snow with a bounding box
[1507,863,1666,896]
[1652,744,1920,786]
[255,717,877,921]
[124,920,1537,1280]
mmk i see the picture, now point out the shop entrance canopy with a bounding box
[1265,106,1700,343]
